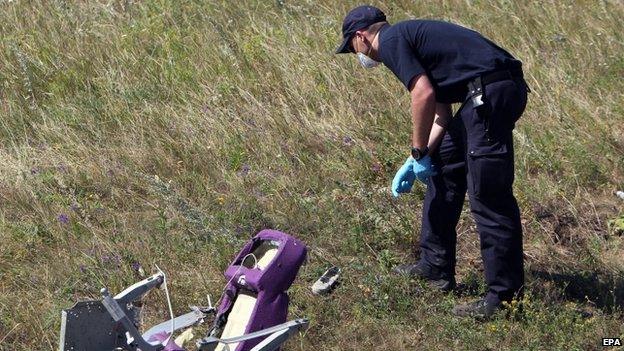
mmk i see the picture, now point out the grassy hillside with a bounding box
[1,0,623,350]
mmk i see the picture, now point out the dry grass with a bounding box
[0,0,623,350]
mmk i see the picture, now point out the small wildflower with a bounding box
[342,135,354,146]
[131,261,145,276]
[57,213,69,224]
[79,265,87,274]
[217,196,225,205]
[371,162,382,172]
[238,164,251,176]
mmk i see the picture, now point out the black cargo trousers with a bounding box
[419,75,529,305]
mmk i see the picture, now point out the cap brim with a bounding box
[335,36,352,54]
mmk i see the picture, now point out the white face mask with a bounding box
[355,32,381,69]
[357,52,380,68]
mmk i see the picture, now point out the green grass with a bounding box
[1,0,623,350]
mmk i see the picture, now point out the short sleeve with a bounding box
[380,34,426,91]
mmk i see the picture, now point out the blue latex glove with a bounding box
[391,155,437,197]
[391,157,416,197]
[412,154,437,183]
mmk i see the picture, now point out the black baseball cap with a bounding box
[336,5,386,54]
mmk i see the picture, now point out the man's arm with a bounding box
[409,74,436,151]
[427,103,452,154]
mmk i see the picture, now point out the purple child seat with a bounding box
[210,229,307,351]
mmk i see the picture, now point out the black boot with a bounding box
[393,262,456,292]
[452,298,500,319]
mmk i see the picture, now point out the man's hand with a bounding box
[393,75,441,197]
[391,155,438,197]
[391,157,416,197]
[412,155,436,183]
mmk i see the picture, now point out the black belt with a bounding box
[466,69,527,105]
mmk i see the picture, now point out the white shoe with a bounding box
[311,266,341,295]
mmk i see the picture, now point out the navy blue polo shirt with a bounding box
[377,20,522,103]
